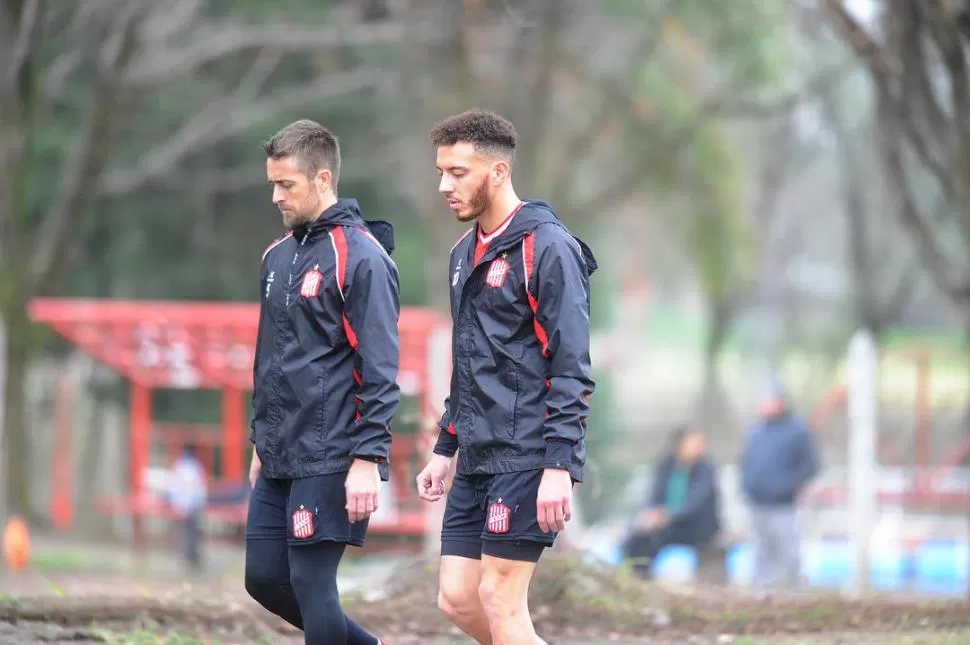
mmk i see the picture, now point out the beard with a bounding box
[282,194,322,229]
[455,177,492,222]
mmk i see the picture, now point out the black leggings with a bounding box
[245,537,376,644]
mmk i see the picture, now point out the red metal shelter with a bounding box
[29,297,451,541]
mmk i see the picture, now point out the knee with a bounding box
[477,569,522,623]
[244,550,286,605]
[244,566,280,606]
[438,577,479,623]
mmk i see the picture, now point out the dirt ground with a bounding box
[2,549,969,644]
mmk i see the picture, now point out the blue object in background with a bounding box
[726,543,753,585]
[651,544,698,582]
[804,539,852,588]
[869,545,908,591]
[913,541,969,597]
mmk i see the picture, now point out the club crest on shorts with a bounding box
[300,265,323,298]
[485,256,510,288]
[292,505,315,539]
[486,500,511,534]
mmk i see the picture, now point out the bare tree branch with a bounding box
[715,64,849,118]
[99,68,385,197]
[512,0,567,189]
[823,0,955,207]
[547,10,672,199]
[26,4,141,292]
[877,89,969,304]
[821,0,895,78]
[150,159,390,195]
[123,19,438,87]
[4,0,43,98]
[878,265,918,327]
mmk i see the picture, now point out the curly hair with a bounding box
[428,108,517,161]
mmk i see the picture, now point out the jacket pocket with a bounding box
[315,372,329,444]
[504,367,519,440]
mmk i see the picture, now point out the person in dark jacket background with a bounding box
[244,119,399,645]
[415,109,597,645]
[740,378,819,590]
[622,426,721,577]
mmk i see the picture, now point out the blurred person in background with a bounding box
[416,108,597,645]
[740,378,819,590]
[168,443,207,571]
[245,119,399,645]
[621,426,721,578]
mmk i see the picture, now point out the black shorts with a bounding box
[245,472,368,548]
[440,469,556,563]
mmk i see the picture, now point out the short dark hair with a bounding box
[263,119,341,188]
[428,108,517,162]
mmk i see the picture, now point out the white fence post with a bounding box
[847,329,879,595]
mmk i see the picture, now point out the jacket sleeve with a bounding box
[250,259,269,445]
[647,459,670,508]
[794,422,820,487]
[670,463,717,525]
[432,249,460,458]
[531,227,595,470]
[344,241,401,463]
[432,395,459,457]
[249,321,261,445]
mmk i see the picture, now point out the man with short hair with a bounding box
[741,379,819,590]
[416,108,597,645]
[245,119,398,645]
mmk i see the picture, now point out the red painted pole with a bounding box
[222,387,244,483]
[50,374,74,531]
[130,383,151,499]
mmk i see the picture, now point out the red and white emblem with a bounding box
[485,257,510,288]
[486,501,511,534]
[300,266,323,298]
[292,507,315,539]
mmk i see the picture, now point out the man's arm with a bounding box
[250,253,271,445]
[794,423,820,487]
[531,227,595,471]
[647,461,669,509]
[343,244,401,463]
[432,396,459,457]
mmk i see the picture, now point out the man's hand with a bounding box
[416,454,452,502]
[637,507,668,531]
[345,459,380,524]
[249,451,261,489]
[537,468,573,533]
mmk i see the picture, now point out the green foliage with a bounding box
[679,125,756,299]
[578,372,626,524]
[613,0,783,310]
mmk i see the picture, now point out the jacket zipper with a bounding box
[285,231,311,307]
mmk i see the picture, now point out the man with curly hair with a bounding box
[416,108,597,645]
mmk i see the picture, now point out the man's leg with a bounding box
[478,470,557,645]
[288,541,349,644]
[184,510,203,570]
[479,550,546,645]
[749,506,775,590]
[438,555,493,644]
[775,506,802,587]
[622,530,661,578]
[286,473,384,645]
[244,476,303,627]
[438,473,493,644]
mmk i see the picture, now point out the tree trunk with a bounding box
[703,294,732,390]
[0,296,33,522]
